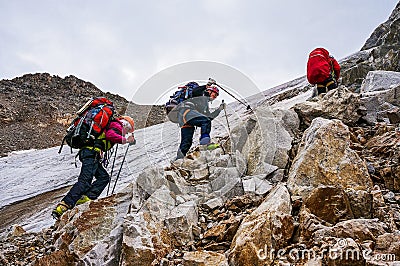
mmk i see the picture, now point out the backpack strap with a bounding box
[329,57,336,80]
[182,109,191,124]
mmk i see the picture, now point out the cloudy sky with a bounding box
[0,1,398,104]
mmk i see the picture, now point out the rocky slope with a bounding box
[2,74,398,266]
[1,2,400,266]
[0,73,165,156]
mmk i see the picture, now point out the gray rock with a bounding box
[360,70,400,93]
[141,185,176,221]
[209,167,241,190]
[242,176,272,195]
[136,166,167,200]
[164,201,198,247]
[359,71,400,124]
[202,197,224,211]
[214,177,244,200]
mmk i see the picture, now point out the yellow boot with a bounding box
[207,143,220,150]
[76,195,91,205]
[51,201,70,220]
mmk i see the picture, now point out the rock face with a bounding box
[341,2,400,90]
[230,105,299,176]
[359,71,400,125]
[228,184,294,266]
[49,185,133,265]
[287,117,373,199]
[362,2,400,52]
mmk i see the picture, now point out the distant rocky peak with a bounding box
[362,2,400,50]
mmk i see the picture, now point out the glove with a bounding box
[127,135,136,145]
[218,102,226,111]
[207,78,216,86]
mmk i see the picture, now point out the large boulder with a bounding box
[120,185,177,265]
[120,212,170,266]
[209,167,244,200]
[228,184,294,266]
[287,118,373,199]
[230,106,299,175]
[361,71,400,93]
[136,166,167,200]
[44,185,133,265]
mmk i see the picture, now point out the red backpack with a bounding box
[59,97,115,152]
[307,48,338,84]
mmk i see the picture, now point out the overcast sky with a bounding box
[0,1,398,104]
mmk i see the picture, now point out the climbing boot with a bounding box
[207,143,220,150]
[199,142,220,151]
[51,201,70,220]
[76,195,91,205]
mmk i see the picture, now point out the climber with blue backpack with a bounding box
[165,79,225,160]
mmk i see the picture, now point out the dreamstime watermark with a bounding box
[255,238,396,263]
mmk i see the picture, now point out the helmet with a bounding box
[121,116,135,133]
[206,86,219,96]
[186,81,199,89]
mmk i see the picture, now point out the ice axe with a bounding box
[209,78,252,111]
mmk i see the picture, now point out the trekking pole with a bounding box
[222,100,232,154]
[106,144,118,196]
[222,100,231,137]
[222,99,233,157]
[111,143,131,195]
[210,79,252,111]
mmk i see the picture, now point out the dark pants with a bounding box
[62,148,110,207]
[177,126,195,159]
[177,110,212,159]
[317,77,338,95]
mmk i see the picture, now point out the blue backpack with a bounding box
[165,82,199,123]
